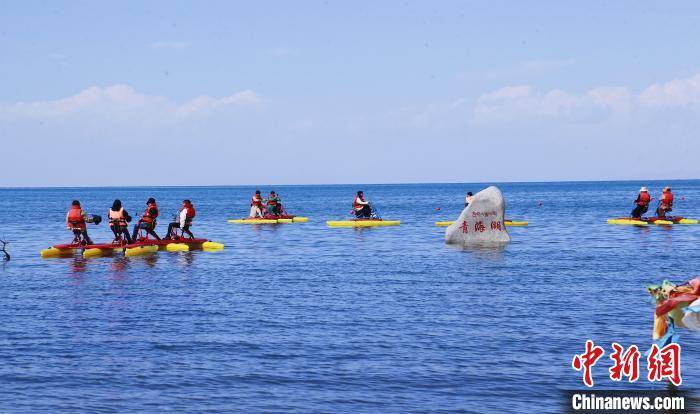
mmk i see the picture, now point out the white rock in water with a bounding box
[445,186,511,245]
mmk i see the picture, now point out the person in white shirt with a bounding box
[353,191,372,218]
[249,190,264,218]
[165,200,196,240]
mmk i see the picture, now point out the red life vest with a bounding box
[109,208,127,227]
[661,192,674,208]
[637,192,650,206]
[353,196,365,210]
[141,202,159,223]
[183,204,196,220]
[251,195,263,207]
[267,196,278,206]
[67,205,85,229]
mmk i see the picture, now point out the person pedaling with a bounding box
[266,191,282,217]
[630,187,651,219]
[249,190,264,218]
[656,186,674,219]
[108,199,133,244]
[165,199,196,240]
[353,191,372,219]
[131,197,161,242]
[66,200,96,245]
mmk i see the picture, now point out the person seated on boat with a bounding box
[656,186,674,218]
[250,190,265,218]
[353,191,372,218]
[108,199,132,244]
[266,191,282,217]
[66,200,94,245]
[465,192,474,208]
[165,199,196,240]
[630,187,651,219]
[131,197,161,241]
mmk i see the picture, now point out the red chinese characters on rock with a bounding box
[474,221,486,233]
[460,221,468,234]
[572,340,605,387]
[647,343,682,386]
[490,221,502,231]
[609,342,640,383]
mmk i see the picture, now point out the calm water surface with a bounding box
[1,181,699,413]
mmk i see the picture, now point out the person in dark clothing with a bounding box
[108,199,132,244]
[353,191,372,218]
[66,200,94,245]
[630,187,651,219]
[266,191,282,217]
[656,186,674,219]
[131,197,161,242]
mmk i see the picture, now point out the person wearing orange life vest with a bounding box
[131,197,161,241]
[108,199,132,244]
[249,190,264,218]
[266,191,282,217]
[656,186,674,218]
[630,187,651,219]
[66,200,94,245]
[165,199,196,240]
[353,191,372,218]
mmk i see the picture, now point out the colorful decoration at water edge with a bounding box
[646,277,700,347]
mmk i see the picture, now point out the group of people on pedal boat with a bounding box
[630,186,674,219]
[249,190,286,218]
[66,198,197,245]
[247,190,379,220]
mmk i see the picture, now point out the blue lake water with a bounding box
[1,181,699,413]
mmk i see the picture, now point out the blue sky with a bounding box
[2,1,700,186]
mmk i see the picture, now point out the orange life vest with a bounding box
[141,202,159,224]
[182,204,196,223]
[353,196,365,210]
[109,208,127,227]
[67,206,85,229]
[661,191,674,208]
[637,192,650,206]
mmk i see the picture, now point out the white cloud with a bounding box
[474,85,586,120]
[474,84,633,121]
[639,73,700,107]
[0,85,261,119]
[474,71,700,121]
[175,90,261,116]
[587,87,631,111]
[150,41,190,50]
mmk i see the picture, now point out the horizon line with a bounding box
[1,177,698,190]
